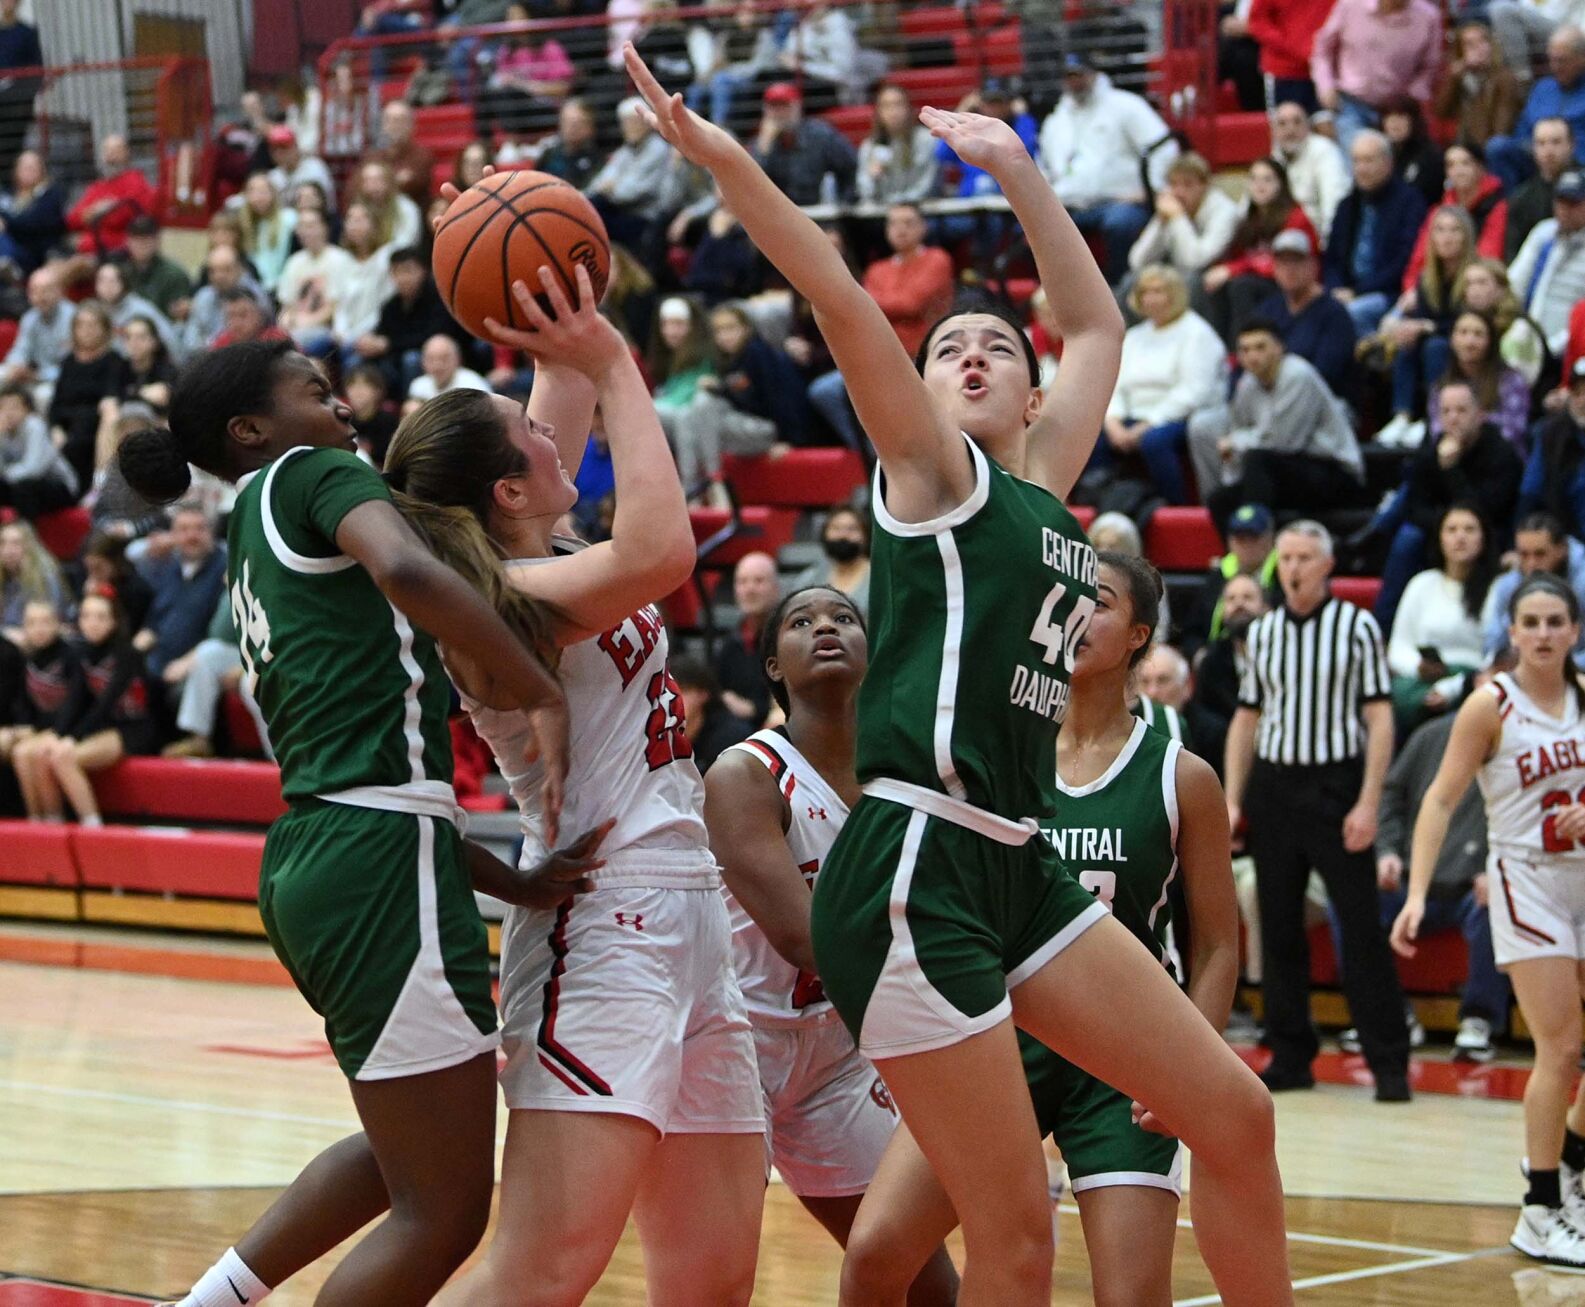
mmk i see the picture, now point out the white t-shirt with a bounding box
[277,245,357,318]
[406,367,493,402]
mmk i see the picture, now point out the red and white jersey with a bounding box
[1478,672,1585,865]
[467,571,716,891]
[720,729,849,1025]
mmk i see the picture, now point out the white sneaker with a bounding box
[1401,419,1427,449]
[1513,1205,1585,1270]
[1374,413,1412,448]
[1339,1011,1424,1053]
[1454,1016,1495,1063]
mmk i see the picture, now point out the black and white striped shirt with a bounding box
[1238,595,1390,766]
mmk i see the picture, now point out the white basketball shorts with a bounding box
[1490,853,1585,967]
[755,1014,899,1198]
[498,885,765,1135]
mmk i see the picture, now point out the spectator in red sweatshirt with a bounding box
[862,202,956,355]
[1246,0,1336,112]
[1400,139,1509,291]
[66,134,157,264]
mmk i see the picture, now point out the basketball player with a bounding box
[1393,573,1585,1269]
[627,46,1289,1307]
[394,266,767,1306]
[842,552,1240,1306]
[114,339,572,1307]
[705,584,960,1303]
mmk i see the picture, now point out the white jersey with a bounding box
[1478,672,1585,865]
[467,566,717,891]
[721,729,849,1025]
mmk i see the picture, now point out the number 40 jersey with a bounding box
[467,569,718,891]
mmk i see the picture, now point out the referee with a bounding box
[1224,520,1412,1102]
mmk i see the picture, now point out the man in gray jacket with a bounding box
[1348,686,1511,1062]
[1195,317,1370,535]
[1482,511,1585,655]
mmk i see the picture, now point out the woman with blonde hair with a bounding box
[1375,205,1480,449]
[0,518,64,639]
[1095,264,1226,505]
[1457,256,1547,385]
[351,159,421,252]
[234,172,296,294]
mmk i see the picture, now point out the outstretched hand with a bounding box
[919,105,1029,174]
[483,264,627,377]
[624,42,742,170]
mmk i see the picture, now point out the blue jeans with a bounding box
[1334,93,1382,155]
[1388,333,1451,416]
[1088,418,1192,504]
[1330,882,1510,1029]
[1345,291,1391,337]
[807,369,865,453]
[1269,77,1318,113]
[1485,132,1536,190]
[1071,201,1151,285]
[1375,522,1428,635]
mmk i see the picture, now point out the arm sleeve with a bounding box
[1127,216,1169,272]
[1237,622,1263,709]
[1309,1,1343,100]
[1385,575,1424,679]
[50,652,85,734]
[1408,15,1443,102]
[1309,302,1358,393]
[1142,320,1226,425]
[1375,738,1413,855]
[1509,226,1543,303]
[1261,366,1334,454]
[272,448,392,556]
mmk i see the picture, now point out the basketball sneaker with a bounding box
[1512,1204,1585,1270]
[1561,1158,1585,1229]
[1453,1016,1495,1063]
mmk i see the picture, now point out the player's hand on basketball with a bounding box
[434,164,497,229]
[1130,1099,1171,1136]
[484,265,626,376]
[512,819,615,909]
[919,106,1028,175]
[1389,896,1424,957]
[624,43,740,169]
[525,697,570,846]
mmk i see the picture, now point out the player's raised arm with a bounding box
[624,45,972,520]
[919,108,1124,500]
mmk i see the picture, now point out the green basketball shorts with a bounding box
[810,784,1108,1060]
[258,799,499,1080]
[1021,1033,1183,1196]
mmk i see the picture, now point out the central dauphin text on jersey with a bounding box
[1008,526,1098,725]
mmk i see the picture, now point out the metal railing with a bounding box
[0,55,214,227]
[315,0,1209,174]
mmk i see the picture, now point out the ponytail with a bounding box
[383,389,559,660]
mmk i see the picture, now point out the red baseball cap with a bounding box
[764,82,802,105]
[266,125,296,148]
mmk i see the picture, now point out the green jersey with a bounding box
[1133,694,1194,749]
[1043,718,1181,969]
[858,437,1098,817]
[228,446,453,801]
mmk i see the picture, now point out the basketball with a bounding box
[430,169,610,338]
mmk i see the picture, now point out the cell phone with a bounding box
[1418,645,1443,664]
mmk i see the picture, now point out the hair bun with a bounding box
[117,425,193,505]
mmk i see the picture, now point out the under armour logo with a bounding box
[870,1078,896,1115]
[615,912,645,931]
[808,805,828,821]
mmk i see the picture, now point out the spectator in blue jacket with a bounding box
[933,80,1038,262]
[1323,129,1428,336]
[0,0,42,179]
[133,504,227,680]
[1256,228,1358,394]
[658,301,808,507]
[1486,25,1585,189]
[1482,511,1585,655]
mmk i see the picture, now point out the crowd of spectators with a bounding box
[12,0,1585,1062]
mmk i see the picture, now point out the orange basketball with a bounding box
[430,170,610,339]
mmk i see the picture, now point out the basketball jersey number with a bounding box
[1542,786,1585,852]
[643,668,693,771]
[791,860,826,1008]
[1029,582,1095,671]
[1078,869,1117,912]
[230,559,273,695]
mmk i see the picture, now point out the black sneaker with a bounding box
[1259,1063,1315,1092]
[1374,1070,1412,1102]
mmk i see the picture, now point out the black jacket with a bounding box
[1402,420,1523,537]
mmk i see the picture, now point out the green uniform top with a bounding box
[228,446,453,801]
[859,436,1098,817]
[1133,694,1194,749]
[1043,717,1182,970]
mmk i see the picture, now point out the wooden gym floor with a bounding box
[0,922,1576,1305]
